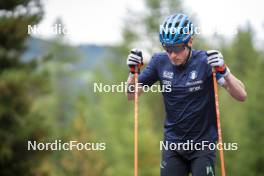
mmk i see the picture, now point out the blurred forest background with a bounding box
[0,0,263,175]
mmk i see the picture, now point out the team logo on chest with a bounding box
[189,70,198,80]
[163,71,174,79]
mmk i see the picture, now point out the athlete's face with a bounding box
[163,38,193,66]
[166,47,190,66]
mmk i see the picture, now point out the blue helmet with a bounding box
[159,13,193,46]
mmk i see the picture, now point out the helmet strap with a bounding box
[186,45,192,61]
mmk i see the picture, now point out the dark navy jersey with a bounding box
[139,50,217,143]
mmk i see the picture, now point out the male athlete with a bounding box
[126,13,247,176]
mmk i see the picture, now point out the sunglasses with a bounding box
[162,44,186,53]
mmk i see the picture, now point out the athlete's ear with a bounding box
[187,37,193,47]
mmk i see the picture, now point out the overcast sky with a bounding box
[36,0,264,45]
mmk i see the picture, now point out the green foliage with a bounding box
[218,28,264,175]
[0,0,32,11]
[0,0,53,175]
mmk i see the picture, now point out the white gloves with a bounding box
[207,50,230,78]
[207,50,225,67]
[127,49,143,74]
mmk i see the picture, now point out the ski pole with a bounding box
[212,71,226,176]
[134,68,139,176]
[134,66,139,176]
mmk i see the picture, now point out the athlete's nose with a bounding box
[169,51,178,58]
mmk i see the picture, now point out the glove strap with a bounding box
[215,65,230,78]
[129,65,140,74]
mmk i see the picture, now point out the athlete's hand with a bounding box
[207,50,230,77]
[127,49,143,74]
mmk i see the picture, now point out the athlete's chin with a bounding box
[170,60,184,66]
